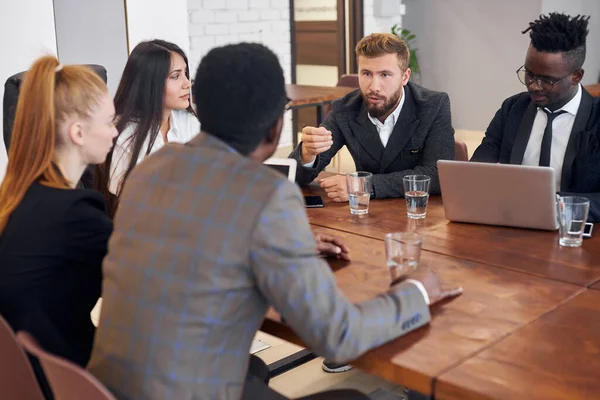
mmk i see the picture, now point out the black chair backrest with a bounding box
[2,64,107,152]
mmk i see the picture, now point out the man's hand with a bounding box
[300,126,333,164]
[402,268,463,305]
[314,232,350,261]
[320,175,348,202]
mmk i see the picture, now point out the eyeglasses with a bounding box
[516,66,575,90]
[284,97,293,112]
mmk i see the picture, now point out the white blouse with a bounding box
[109,109,200,194]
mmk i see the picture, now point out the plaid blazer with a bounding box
[89,133,430,400]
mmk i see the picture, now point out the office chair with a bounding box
[3,64,107,152]
[2,64,107,188]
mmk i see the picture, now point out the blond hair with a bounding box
[355,33,410,70]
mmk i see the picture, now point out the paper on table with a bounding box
[250,339,271,354]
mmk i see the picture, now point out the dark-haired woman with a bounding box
[96,39,199,216]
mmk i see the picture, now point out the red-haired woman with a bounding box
[0,55,116,368]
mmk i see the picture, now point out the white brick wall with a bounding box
[187,0,291,83]
[186,1,404,146]
[363,0,405,36]
[187,0,294,146]
[187,1,405,74]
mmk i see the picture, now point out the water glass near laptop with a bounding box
[403,175,431,219]
[346,172,372,215]
[557,196,590,247]
[385,232,422,282]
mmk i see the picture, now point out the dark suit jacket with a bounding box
[290,81,455,197]
[0,182,112,367]
[471,88,600,222]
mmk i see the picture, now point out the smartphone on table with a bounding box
[583,222,594,238]
[304,196,324,208]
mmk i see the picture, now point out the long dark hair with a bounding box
[94,39,195,218]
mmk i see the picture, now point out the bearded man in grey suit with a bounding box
[89,43,460,400]
[290,33,455,201]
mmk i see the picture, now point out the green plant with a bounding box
[391,24,420,76]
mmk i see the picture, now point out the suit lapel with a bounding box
[561,89,593,190]
[348,106,385,162]
[509,102,537,164]
[380,85,420,171]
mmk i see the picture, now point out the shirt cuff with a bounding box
[405,279,430,305]
[303,158,316,168]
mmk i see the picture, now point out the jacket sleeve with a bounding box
[557,192,600,222]
[250,181,431,363]
[559,131,600,222]
[64,195,113,276]
[470,96,517,163]
[371,92,455,198]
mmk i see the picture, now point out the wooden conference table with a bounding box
[260,177,600,399]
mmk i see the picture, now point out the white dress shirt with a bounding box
[304,86,406,167]
[406,279,430,304]
[109,109,200,194]
[301,87,432,304]
[522,84,582,189]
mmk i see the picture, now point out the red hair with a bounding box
[0,56,107,232]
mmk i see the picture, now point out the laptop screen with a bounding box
[263,158,297,182]
[267,164,290,178]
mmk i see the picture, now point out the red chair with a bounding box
[323,74,360,119]
[337,74,359,88]
[455,139,469,161]
[584,83,600,97]
[0,315,46,400]
[17,331,117,400]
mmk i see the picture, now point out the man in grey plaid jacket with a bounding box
[89,43,459,400]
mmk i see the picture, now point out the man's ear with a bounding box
[265,115,284,145]
[402,68,412,86]
[572,68,585,85]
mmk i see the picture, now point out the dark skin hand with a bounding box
[393,267,463,305]
[314,232,351,261]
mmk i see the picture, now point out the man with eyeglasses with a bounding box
[472,13,600,221]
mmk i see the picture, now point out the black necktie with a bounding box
[539,109,567,167]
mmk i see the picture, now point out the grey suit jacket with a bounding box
[290,81,455,197]
[88,133,431,400]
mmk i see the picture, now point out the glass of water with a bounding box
[402,175,431,219]
[385,232,422,282]
[346,172,373,215]
[557,196,590,247]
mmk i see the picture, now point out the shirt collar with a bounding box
[168,110,179,138]
[367,85,405,127]
[543,84,582,116]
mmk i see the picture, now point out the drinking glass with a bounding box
[403,175,431,219]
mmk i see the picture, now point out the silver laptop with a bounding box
[438,160,558,230]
